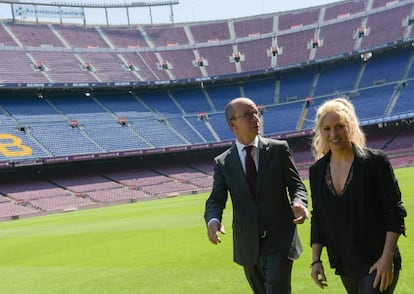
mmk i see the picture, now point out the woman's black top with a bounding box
[322,161,371,277]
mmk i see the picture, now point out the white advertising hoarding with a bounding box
[15,5,84,19]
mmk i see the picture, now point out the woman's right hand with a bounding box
[311,261,328,289]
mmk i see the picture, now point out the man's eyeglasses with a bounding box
[230,111,261,121]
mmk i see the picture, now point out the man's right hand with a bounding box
[207,219,226,244]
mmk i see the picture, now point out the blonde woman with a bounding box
[309,98,406,293]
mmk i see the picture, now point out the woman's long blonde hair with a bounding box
[311,97,366,159]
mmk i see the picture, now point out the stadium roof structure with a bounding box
[0,0,179,26]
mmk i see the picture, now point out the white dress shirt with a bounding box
[235,137,259,174]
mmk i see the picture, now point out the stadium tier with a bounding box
[1,45,414,165]
[0,0,413,84]
[0,0,414,220]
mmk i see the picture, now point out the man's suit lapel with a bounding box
[228,145,252,197]
[256,138,271,200]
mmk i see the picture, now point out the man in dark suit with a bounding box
[204,97,308,294]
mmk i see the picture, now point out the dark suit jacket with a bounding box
[309,148,407,272]
[204,136,308,266]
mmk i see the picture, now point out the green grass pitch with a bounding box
[0,166,412,293]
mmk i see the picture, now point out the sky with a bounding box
[0,0,344,25]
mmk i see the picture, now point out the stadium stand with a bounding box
[189,21,230,43]
[1,0,414,220]
[52,25,110,48]
[144,25,189,47]
[278,7,320,31]
[233,16,274,38]
[314,17,363,59]
[236,38,274,72]
[323,0,366,21]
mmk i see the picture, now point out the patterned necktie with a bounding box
[244,145,257,194]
